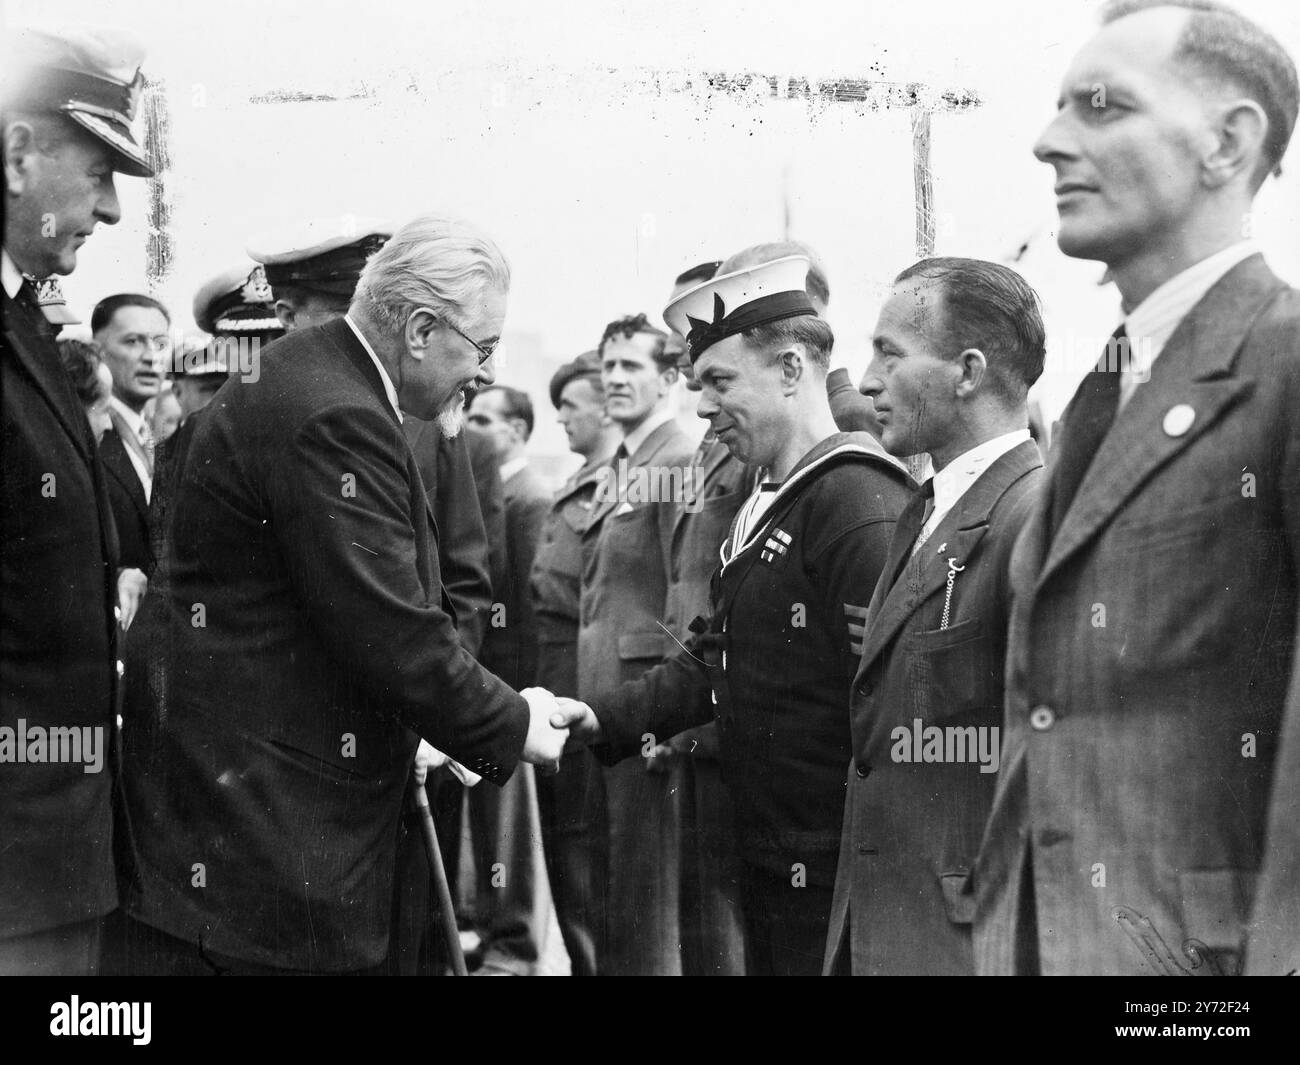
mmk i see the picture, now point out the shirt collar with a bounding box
[1123,240,1259,367]
[619,405,675,458]
[930,429,1031,518]
[109,396,146,437]
[345,314,403,423]
[2,249,24,299]
[499,455,528,483]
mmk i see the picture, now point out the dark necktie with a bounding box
[887,478,935,590]
[1047,327,1125,540]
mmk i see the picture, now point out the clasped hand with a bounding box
[519,688,602,773]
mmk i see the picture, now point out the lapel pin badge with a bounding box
[1163,403,1195,438]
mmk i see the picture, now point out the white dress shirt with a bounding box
[2,248,23,299]
[618,406,675,459]
[1119,240,1259,408]
[109,396,153,502]
[344,314,403,423]
[914,429,1031,553]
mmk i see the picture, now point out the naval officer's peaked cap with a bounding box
[246,216,394,297]
[2,26,154,178]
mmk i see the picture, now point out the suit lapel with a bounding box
[2,289,95,464]
[101,427,150,522]
[585,454,623,530]
[325,316,402,426]
[401,419,445,537]
[859,441,1041,672]
[332,319,443,541]
[1039,255,1283,587]
[585,418,682,532]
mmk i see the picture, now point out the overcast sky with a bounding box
[7,0,1299,460]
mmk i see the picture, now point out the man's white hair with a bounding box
[353,214,510,336]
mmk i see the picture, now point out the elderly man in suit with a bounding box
[824,258,1045,976]
[557,255,913,974]
[578,312,695,975]
[248,216,505,673]
[244,215,507,975]
[91,293,172,572]
[973,0,1300,976]
[116,214,570,975]
[0,27,156,976]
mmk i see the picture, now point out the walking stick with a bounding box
[412,780,468,976]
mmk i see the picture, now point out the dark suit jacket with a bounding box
[468,428,509,611]
[122,317,530,970]
[825,440,1042,975]
[144,406,209,577]
[404,420,502,658]
[481,462,550,690]
[974,256,1300,976]
[100,423,152,572]
[1,285,121,937]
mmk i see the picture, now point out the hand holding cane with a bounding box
[411,780,467,977]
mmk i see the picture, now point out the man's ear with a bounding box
[404,308,439,361]
[659,365,680,390]
[955,348,987,398]
[778,345,806,392]
[273,299,297,331]
[1204,98,1268,189]
[4,121,38,197]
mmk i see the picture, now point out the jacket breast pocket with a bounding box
[906,619,1001,722]
[603,503,660,563]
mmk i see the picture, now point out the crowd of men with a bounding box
[2,0,1299,977]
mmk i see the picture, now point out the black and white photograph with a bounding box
[1,0,1298,1037]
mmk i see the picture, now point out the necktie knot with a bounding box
[911,478,937,557]
[138,419,156,471]
[1047,326,1125,539]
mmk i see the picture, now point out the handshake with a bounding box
[519,687,603,772]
